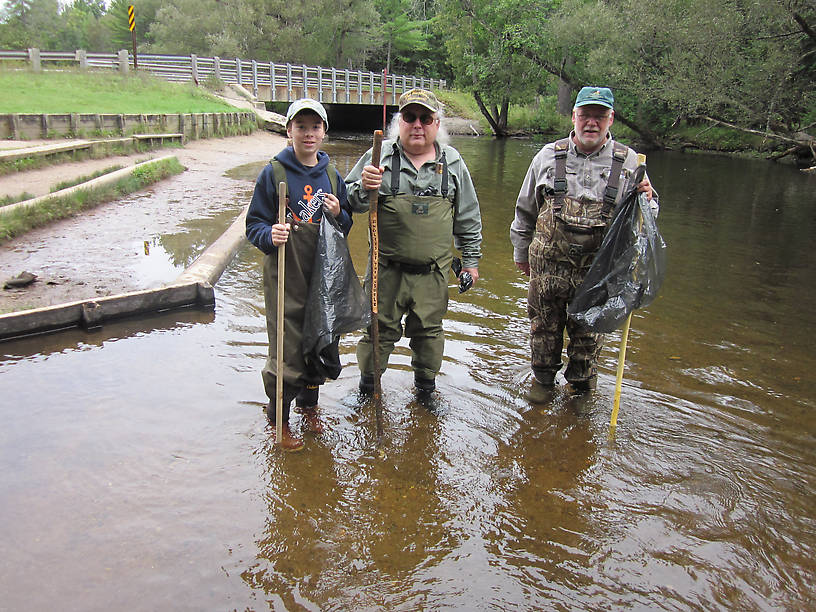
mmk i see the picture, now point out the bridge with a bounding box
[1,49,447,130]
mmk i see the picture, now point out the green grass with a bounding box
[1,192,34,206]
[0,67,242,114]
[0,157,185,243]
[435,89,483,121]
[508,95,573,135]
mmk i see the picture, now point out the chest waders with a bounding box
[377,144,455,273]
[261,162,339,421]
[356,144,454,384]
[526,138,630,387]
[537,137,629,268]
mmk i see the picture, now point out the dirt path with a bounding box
[1,131,286,313]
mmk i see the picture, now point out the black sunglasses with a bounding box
[401,111,436,125]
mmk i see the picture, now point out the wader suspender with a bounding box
[270,160,339,212]
[553,138,569,211]
[389,143,449,197]
[553,138,629,215]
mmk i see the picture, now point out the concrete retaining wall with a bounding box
[0,163,253,343]
[1,111,256,140]
[0,282,215,341]
[0,204,250,342]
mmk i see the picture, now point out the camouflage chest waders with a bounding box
[357,146,454,382]
[527,138,629,386]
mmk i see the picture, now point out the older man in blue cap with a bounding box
[510,86,658,392]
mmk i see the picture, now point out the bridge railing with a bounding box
[0,49,446,104]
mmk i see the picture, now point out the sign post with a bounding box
[128,5,137,70]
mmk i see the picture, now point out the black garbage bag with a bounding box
[302,212,371,380]
[567,165,667,333]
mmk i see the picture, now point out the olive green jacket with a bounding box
[345,138,483,269]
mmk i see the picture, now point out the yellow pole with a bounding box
[610,313,632,429]
[610,153,647,432]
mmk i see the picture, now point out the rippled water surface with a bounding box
[1,134,815,610]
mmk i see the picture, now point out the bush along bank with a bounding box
[0,156,185,243]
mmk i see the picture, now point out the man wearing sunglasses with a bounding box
[510,86,658,392]
[346,88,482,399]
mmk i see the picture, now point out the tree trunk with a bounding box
[557,56,574,115]
[499,98,509,131]
[473,91,507,137]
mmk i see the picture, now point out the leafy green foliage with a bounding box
[1,0,812,145]
[376,0,431,73]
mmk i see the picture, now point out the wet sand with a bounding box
[1,132,286,313]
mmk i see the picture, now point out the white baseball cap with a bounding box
[285,98,329,130]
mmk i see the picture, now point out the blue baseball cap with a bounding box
[574,87,614,110]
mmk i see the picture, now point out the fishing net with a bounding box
[567,165,667,333]
[302,213,371,379]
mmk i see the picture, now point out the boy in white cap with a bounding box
[246,99,352,450]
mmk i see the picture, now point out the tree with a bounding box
[0,0,61,49]
[53,0,108,51]
[437,0,549,136]
[145,0,379,67]
[376,0,431,74]
[105,0,162,51]
[542,0,815,147]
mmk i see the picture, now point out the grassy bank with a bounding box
[0,156,185,243]
[0,67,240,114]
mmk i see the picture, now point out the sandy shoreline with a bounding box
[1,131,287,313]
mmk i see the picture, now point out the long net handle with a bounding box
[368,130,384,444]
[275,181,287,445]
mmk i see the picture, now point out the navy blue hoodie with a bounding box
[246,147,352,254]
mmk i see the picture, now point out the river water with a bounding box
[1,134,814,610]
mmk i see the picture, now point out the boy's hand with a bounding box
[361,164,384,191]
[271,223,290,247]
[323,193,341,218]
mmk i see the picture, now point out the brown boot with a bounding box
[266,403,305,451]
[295,405,324,434]
[274,421,305,451]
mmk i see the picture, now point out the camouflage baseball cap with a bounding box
[398,88,440,112]
[574,86,614,110]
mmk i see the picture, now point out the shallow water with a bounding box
[1,135,815,610]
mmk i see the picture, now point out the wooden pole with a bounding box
[369,130,384,444]
[275,181,287,446]
[610,153,647,432]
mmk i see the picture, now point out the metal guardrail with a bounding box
[0,49,446,103]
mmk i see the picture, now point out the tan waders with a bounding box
[357,160,454,390]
